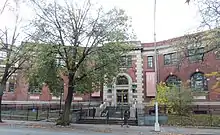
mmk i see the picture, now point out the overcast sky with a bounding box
[94,0,201,43]
[0,0,201,43]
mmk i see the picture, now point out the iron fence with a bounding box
[1,102,99,122]
[77,104,138,125]
[144,104,220,127]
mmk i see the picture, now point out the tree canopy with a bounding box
[152,82,193,115]
[27,0,136,125]
[0,0,34,122]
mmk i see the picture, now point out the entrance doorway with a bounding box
[116,89,128,104]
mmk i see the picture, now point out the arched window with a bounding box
[165,75,181,87]
[116,75,129,85]
[190,72,207,91]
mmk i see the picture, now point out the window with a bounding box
[107,89,112,93]
[132,89,137,93]
[190,72,207,91]
[147,56,153,68]
[28,85,41,94]
[132,84,137,93]
[164,53,177,65]
[188,48,204,62]
[107,95,112,98]
[0,51,7,59]
[165,75,181,87]
[0,59,4,65]
[107,84,112,88]
[119,55,132,67]
[8,82,15,92]
[116,75,129,85]
[133,95,137,98]
[216,51,220,59]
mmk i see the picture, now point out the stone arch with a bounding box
[165,75,181,87]
[115,73,132,85]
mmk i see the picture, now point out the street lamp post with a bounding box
[153,0,160,132]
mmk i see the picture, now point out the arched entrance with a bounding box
[116,75,130,104]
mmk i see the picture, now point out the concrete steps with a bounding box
[101,105,131,118]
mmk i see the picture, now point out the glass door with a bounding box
[116,89,128,104]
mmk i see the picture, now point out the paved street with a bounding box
[1,120,220,135]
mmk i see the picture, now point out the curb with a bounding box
[164,125,220,129]
[184,126,220,129]
[0,122,10,126]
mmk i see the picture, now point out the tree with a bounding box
[153,82,193,115]
[27,0,135,126]
[0,0,9,15]
[25,43,63,96]
[0,0,33,122]
[180,0,220,55]
[186,0,191,4]
[168,0,220,69]
[206,72,220,92]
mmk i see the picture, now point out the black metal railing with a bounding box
[1,103,99,122]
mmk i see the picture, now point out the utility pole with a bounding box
[153,0,160,132]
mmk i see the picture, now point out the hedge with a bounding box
[167,114,220,127]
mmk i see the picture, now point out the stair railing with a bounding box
[130,101,137,118]
[95,101,107,117]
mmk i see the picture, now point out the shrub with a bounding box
[168,114,220,127]
[151,82,193,115]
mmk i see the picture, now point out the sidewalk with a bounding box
[1,120,220,135]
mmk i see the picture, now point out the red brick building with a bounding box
[2,34,220,105]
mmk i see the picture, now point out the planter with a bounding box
[144,115,168,126]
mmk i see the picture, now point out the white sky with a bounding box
[94,0,201,43]
[0,0,201,43]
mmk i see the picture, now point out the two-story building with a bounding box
[3,32,220,107]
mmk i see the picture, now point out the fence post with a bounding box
[209,105,212,127]
[164,105,167,114]
[106,108,109,124]
[46,106,49,120]
[27,108,29,121]
[36,107,39,121]
[10,110,12,120]
[79,107,82,120]
[88,103,91,117]
[135,108,138,118]
[120,107,123,120]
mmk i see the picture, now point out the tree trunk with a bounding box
[0,96,2,123]
[100,83,104,101]
[0,82,5,123]
[56,73,74,126]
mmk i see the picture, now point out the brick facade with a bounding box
[3,35,220,103]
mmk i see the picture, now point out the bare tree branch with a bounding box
[0,0,9,15]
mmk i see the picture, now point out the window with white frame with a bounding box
[147,56,154,68]
[188,47,204,62]
[164,53,178,65]
[119,55,132,68]
[9,82,15,92]
[0,51,6,59]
